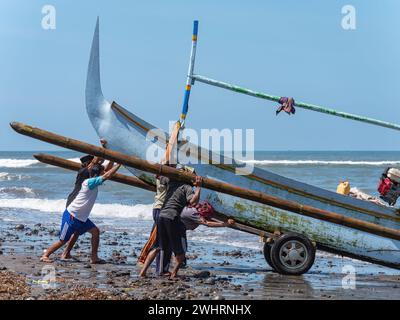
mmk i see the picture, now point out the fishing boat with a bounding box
[85,19,400,274]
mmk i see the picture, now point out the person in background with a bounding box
[137,175,171,275]
[180,200,236,248]
[139,175,203,278]
[40,162,121,263]
[171,201,236,268]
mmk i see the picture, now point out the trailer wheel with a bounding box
[262,243,277,271]
[270,233,316,275]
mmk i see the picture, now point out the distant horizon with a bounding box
[2,149,400,153]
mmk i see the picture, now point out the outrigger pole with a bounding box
[10,121,400,241]
[33,153,156,192]
[34,153,272,238]
[183,21,400,132]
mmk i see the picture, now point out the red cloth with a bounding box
[276,97,296,115]
[197,201,214,220]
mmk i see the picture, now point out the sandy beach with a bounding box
[1,220,399,300]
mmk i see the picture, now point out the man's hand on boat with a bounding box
[189,176,203,207]
[87,139,109,170]
[193,176,203,187]
[102,163,121,181]
[100,138,108,148]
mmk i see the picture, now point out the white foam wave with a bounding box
[0,158,81,168]
[244,160,400,166]
[0,187,36,197]
[0,159,38,168]
[0,198,153,220]
[0,172,27,181]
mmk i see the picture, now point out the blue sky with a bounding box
[1,0,399,151]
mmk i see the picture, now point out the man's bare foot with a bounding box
[139,271,147,278]
[170,274,186,280]
[91,258,107,264]
[61,252,72,259]
[40,256,53,263]
[90,258,107,264]
[60,254,79,262]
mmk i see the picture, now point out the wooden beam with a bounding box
[10,121,400,241]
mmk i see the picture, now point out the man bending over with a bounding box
[139,175,202,278]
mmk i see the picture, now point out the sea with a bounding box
[1,150,400,275]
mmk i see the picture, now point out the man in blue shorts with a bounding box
[40,162,121,264]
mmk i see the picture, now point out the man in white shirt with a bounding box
[40,162,121,264]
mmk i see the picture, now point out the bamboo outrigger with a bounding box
[33,154,274,240]
[10,123,400,242]
[10,19,400,275]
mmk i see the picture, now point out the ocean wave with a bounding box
[0,198,153,220]
[0,172,28,181]
[0,159,39,168]
[243,160,400,166]
[0,187,37,197]
[0,158,81,168]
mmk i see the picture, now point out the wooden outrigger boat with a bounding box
[10,19,400,275]
[83,19,400,274]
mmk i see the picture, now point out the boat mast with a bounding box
[179,20,199,127]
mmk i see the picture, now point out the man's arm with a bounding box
[88,157,104,170]
[189,176,202,206]
[87,139,108,170]
[104,160,114,171]
[102,164,121,181]
[200,218,236,228]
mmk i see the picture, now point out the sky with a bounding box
[0,0,399,151]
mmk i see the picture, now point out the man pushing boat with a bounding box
[40,161,121,264]
[60,139,112,260]
[139,173,203,278]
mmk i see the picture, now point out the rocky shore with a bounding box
[0,221,399,300]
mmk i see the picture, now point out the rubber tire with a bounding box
[270,233,316,275]
[263,243,277,271]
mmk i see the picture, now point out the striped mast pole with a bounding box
[164,20,199,164]
[191,74,400,132]
[180,20,199,127]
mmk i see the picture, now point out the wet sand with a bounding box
[0,221,399,300]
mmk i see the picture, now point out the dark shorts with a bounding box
[156,216,187,256]
[152,208,161,223]
[59,209,96,242]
